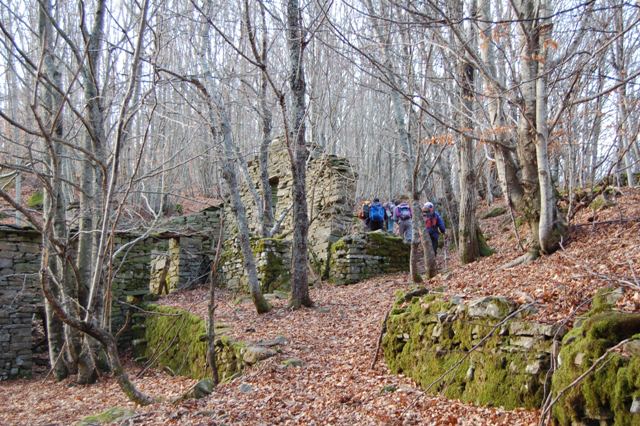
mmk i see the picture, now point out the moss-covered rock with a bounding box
[26,190,43,209]
[76,407,135,425]
[551,311,640,425]
[481,206,507,219]
[139,304,245,380]
[383,293,562,410]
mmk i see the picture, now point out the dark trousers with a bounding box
[429,234,439,255]
[370,219,384,231]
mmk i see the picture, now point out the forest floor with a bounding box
[1,188,639,425]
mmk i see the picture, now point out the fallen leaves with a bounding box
[2,190,639,425]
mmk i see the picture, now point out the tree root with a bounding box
[501,251,539,269]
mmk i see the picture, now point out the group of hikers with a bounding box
[358,198,446,255]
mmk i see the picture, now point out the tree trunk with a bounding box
[286,0,313,309]
[514,0,542,259]
[535,4,564,254]
[219,107,271,314]
[455,0,480,264]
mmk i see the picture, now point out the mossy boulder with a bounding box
[76,407,135,425]
[551,311,640,425]
[139,304,245,380]
[383,293,562,410]
[481,206,507,219]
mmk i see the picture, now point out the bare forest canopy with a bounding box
[0,0,638,214]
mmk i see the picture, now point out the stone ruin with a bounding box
[0,206,221,380]
[220,137,359,290]
[0,226,40,380]
[0,137,410,380]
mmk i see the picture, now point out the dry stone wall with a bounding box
[383,288,640,422]
[221,137,357,289]
[0,206,222,380]
[383,292,566,409]
[0,226,40,380]
[329,231,410,285]
[221,237,291,293]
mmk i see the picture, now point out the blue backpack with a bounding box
[369,203,385,221]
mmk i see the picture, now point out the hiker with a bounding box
[384,200,397,233]
[358,200,371,231]
[422,202,446,255]
[368,198,386,231]
[394,199,413,242]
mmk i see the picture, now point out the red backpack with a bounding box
[425,215,438,229]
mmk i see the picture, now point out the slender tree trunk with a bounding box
[514,0,542,259]
[535,4,564,254]
[455,0,480,264]
[38,0,72,381]
[286,0,313,309]
[199,1,271,314]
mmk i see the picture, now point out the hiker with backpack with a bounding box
[394,199,413,243]
[358,200,371,231]
[422,202,446,255]
[384,200,397,233]
[368,198,387,231]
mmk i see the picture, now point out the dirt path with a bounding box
[1,278,538,425]
[151,279,538,425]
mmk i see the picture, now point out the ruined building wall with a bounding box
[0,227,40,380]
[0,206,222,380]
[221,137,357,290]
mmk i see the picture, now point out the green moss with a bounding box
[477,228,494,257]
[364,232,410,266]
[253,238,289,293]
[141,304,245,380]
[27,190,43,209]
[481,206,507,219]
[383,293,550,410]
[330,238,347,253]
[551,311,640,425]
[77,407,135,425]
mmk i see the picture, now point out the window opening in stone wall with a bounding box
[269,177,279,216]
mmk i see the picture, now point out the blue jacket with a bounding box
[424,211,445,239]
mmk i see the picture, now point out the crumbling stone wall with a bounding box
[149,236,211,294]
[132,304,282,380]
[149,207,221,294]
[222,137,357,290]
[329,231,410,285]
[0,226,41,380]
[383,292,566,409]
[221,238,291,292]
